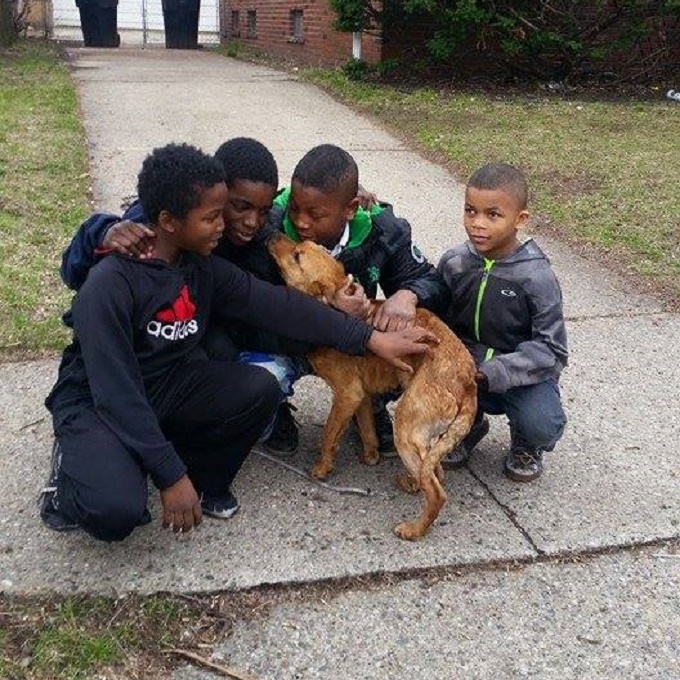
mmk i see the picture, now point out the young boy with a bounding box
[262,143,450,454]
[438,163,568,481]
[41,142,437,542]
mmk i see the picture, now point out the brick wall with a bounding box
[222,0,382,66]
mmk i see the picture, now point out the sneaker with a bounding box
[504,447,544,482]
[263,402,299,456]
[374,403,396,456]
[38,441,80,532]
[442,416,490,470]
[201,488,240,519]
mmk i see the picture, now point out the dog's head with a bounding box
[267,232,351,300]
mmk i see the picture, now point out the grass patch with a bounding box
[0,39,90,360]
[0,589,281,679]
[304,70,680,308]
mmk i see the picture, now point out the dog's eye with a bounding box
[293,251,301,263]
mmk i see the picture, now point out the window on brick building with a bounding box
[231,10,240,37]
[290,9,304,43]
[247,10,257,38]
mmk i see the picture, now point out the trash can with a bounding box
[75,0,120,47]
[162,0,201,49]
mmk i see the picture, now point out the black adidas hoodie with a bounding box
[46,253,373,490]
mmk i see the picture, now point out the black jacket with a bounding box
[270,188,451,314]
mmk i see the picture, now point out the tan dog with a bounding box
[268,232,478,540]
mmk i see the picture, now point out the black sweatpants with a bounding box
[51,361,279,542]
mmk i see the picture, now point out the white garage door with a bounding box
[51,0,220,45]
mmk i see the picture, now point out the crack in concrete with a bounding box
[565,311,671,322]
[465,466,545,555]
[194,535,680,607]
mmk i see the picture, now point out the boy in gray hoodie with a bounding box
[438,163,568,481]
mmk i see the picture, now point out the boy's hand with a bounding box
[103,221,156,259]
[356,185,378,211]
[373,290,418,332]
[367,326,439,373]
[327,277,371,320]
[160,474,202,533]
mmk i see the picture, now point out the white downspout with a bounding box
[352,31,362,60]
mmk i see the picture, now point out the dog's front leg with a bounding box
[313,388,364,480]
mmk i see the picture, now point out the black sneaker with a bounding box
[263,402,299,457]
[442,416,490,470]
[504,447,544,482]
[201,488,240,519]
[39,441,80,532]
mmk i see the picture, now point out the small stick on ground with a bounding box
[167,648,260,680]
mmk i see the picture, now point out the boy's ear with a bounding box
[515,210,530,230]
[344,197,360,222]
[157,209,177,234]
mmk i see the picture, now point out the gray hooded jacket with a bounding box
[438,239,568,393]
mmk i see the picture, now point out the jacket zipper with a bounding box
[474,258,495,355]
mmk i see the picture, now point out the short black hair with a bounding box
[214,137,278,188]
[292,144,358,204]
[137,143,225,224]
[467,163,528,210]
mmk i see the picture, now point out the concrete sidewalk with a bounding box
[1,47,678,679]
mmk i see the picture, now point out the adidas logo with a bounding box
[147,284,199,341]
[147,319,199,340]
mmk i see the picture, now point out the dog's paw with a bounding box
[396,472,420,494]
[393,521,423,541]
[360,449,380,466]
[311,461,334,479]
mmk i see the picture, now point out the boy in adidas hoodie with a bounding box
[438,163,568,482]
[41,143,437,542]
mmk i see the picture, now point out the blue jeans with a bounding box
[478,379,566,452]
[238,352,310,440]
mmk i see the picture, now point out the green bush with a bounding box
[225,39,240,58]
[342,58,374,81]
[331,0,680,82]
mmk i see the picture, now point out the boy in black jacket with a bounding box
[260,144,450,454]
[40,143,437,542]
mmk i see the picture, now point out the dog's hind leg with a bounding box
[353,396,380,466]
[391,395,451,540]
[393,452,447,541]
[313,383,365,480]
